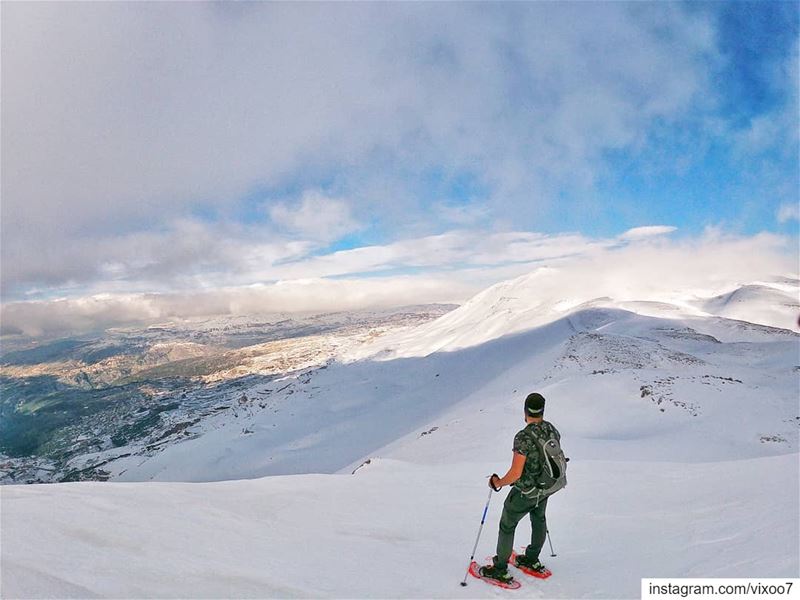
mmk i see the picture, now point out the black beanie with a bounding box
[525,392,545,416]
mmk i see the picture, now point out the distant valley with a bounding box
[0,305,454,483]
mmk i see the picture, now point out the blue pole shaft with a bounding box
[461,487,494,585]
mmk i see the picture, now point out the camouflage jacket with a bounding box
[512,420,561,492]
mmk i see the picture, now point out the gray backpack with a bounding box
[521,430,568,503]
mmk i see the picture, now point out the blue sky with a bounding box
[714,1,797,118]
[1,1,798,333]
[207,1,798,240]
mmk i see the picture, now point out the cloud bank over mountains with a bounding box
[2,228,794,338]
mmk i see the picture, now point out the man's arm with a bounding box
[490,452,526,489]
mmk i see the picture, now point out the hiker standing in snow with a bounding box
[479,392,565,584]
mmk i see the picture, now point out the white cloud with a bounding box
[3,226,610,299]
[0,218,316,297]
[240,230,615,283]
[619,225,677,240]
[0,277,474,338]
[268,191,360,242]
[777,203,799,224]
[2,2,719,297]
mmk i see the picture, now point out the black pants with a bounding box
[493,487,548,571]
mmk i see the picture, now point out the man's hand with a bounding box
[489,474,501,491]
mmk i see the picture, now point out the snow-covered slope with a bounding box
[82,307,797,482]
[697,283,799,331]
[2,271,798,598]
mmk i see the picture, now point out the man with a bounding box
[479,392,561,584]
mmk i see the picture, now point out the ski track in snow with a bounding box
[2,275,799,598]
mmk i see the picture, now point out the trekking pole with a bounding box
[459,484,496,586]
[546,528,556,557]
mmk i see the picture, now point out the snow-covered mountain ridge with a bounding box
[345,270,799,359]
[3,274,795,485]
[98,295,797,481]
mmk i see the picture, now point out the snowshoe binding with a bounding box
[511,551,552,579]
[468,561,521,589]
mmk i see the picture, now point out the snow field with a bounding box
[3,452,796,598]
